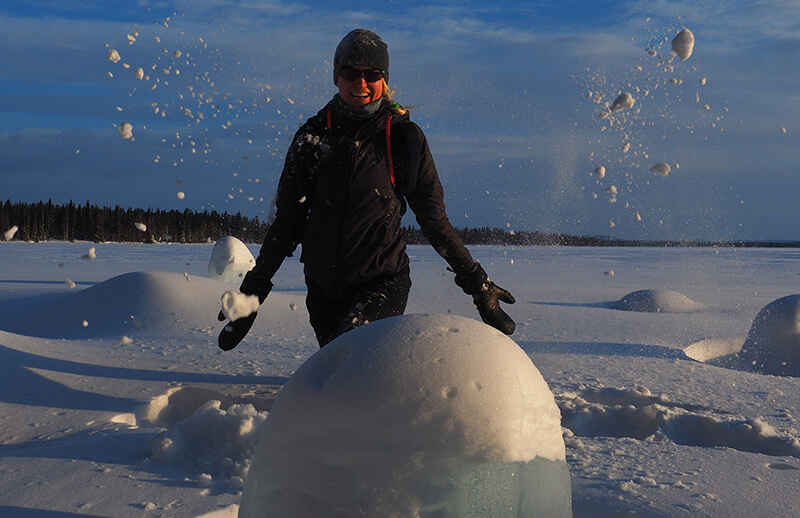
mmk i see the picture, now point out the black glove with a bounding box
[217,310,258,351]
[454,263,516,335]
[216,276,273,351]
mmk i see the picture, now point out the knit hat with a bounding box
[333,29,389,84]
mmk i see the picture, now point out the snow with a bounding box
[609,92,635,113]
[207,236,256,284]
[2,242,800,517]
[220,291,259,322]
[239,314,571,517]
[3,225,18,241]
[671,28,695,61]
[650,162,671,176]
[117,121,134,140]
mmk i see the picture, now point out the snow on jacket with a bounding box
[241,96,476,300]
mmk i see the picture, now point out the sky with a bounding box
[1,0,798,242]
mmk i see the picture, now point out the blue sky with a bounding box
[1,0,799,241]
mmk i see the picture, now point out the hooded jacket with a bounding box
[241,96,476,300]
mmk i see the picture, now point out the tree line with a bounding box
[2,200,798,248]
[1,200,268,244]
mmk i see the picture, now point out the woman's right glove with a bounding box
[454,263,516,335]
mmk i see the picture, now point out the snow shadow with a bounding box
[0,342,285,411]
[0,507,107,518]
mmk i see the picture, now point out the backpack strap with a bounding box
[385,115,395,187]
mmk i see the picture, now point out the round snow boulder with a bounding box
[207,236,255,283]
[239,314,571,518]
[738,295,800,376]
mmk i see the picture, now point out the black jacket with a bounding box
[241,96,476,300]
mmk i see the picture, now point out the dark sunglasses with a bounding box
[338,67,386,83]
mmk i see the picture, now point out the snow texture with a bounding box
[3,243,800,518]
[239,313,571,518]
[207,236,255,283]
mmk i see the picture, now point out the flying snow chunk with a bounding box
[4,225,18,240]
[134,67,144,80]
[738,294,800,376]
[107,49,121,63]
[134,222,147,232]
[207,236,256,283]
[610,92,635,113]
[239,314,572,518]
[672,28,695,61]
[650,162,671,176]
[593,166,606,179]
[219,291,259,322]
[117,122,133,140]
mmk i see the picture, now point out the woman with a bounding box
[219,29,515,349]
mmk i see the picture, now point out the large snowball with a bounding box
[239,314,571,518]
[207,236,255,284]
[738,294,800,376]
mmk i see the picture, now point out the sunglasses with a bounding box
[338,67,386,83]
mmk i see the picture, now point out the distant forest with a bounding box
[1,200,798,248]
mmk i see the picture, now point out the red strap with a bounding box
[326,108,332,130]
[386,115,395,186]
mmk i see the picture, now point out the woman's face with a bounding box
[336,66,385,108]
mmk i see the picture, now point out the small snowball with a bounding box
[65,279,76,289]
[780,127,787,134]
[117,122,134,140]
[177,191,185,199]
[107,49,121,63]
[593,166,606,179]
[220,291,260,321]
[134,67,144,80]
[650,163,671,176]
[135,222,147,232]
[671,28,695,61]
[610,93,635,113]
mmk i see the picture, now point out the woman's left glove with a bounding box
[454,263,516,335]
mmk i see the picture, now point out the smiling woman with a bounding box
[217,28,516,351]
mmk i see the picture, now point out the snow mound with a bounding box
[738,295,800,376]
[0,271,223,339]
[239,314,572,518]
[207,236,255,284]
[610,289,704,313]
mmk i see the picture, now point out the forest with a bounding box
[2,200,798,248]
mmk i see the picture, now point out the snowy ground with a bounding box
[1,241,800,517]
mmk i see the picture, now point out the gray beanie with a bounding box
[333,29,389,84]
